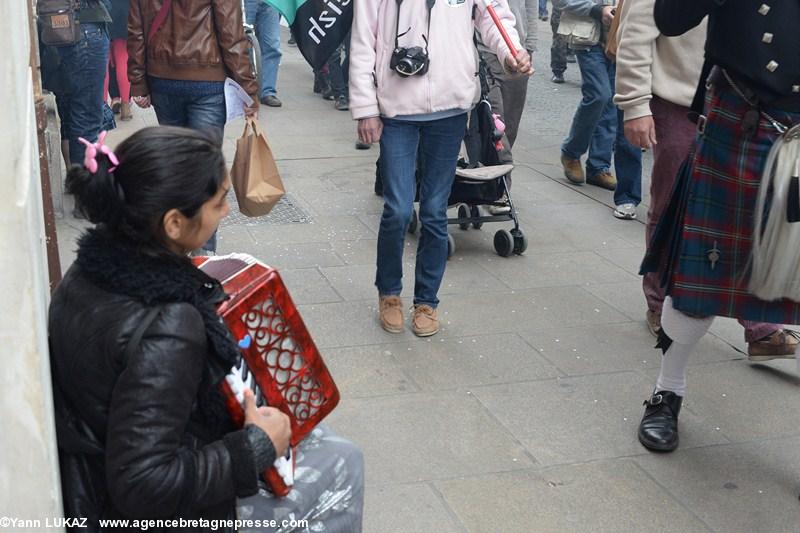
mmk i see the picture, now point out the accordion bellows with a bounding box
[193,253,340,495]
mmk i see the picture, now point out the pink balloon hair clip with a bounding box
[78,131,120,174]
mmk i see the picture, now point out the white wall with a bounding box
[0,0,64,526]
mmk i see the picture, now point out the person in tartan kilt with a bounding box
[614,1,799,354]
[636,0,800,453]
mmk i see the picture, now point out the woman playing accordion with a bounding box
[48,126,364,532]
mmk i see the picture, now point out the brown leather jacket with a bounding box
[128,0,258,100]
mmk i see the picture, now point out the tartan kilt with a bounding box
[658,85,800,324]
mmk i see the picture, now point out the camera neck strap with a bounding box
[394,0,436,53]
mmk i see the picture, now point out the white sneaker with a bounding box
[613,203,637,220]
[488,195,512,215]
[488,204,511,215]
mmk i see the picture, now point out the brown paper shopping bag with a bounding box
[231,118,285,217]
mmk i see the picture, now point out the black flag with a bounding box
[265,0,353,70]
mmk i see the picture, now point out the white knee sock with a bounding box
[655,297,714,396]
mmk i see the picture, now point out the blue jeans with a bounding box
[562,45,642,206]
[150,89,227,134]
[151,88,227,252]
[539,0,548,17]
[52,23,110,165]
[244,0,282,98]
[377,113,468,308]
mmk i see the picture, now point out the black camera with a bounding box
[390,46,430,77]
[389,0,435,78]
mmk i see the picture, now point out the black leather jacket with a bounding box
[49,263,275,531]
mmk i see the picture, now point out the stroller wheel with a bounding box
[471,206,483,229]
[447,234,456,260]
[494,229,514,257]
[408,209,418,234]
[458,204,470,230]
[511,229,528,255]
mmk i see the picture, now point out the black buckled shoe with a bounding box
[638,390,682,452]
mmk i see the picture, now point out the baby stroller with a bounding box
[375,59,527,258]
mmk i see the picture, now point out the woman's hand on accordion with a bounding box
[243,389,292,457]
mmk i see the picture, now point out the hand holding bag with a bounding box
[231,118,285,217]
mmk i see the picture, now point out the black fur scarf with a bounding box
[75,227,238,436]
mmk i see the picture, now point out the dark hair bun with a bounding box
[66,127,226,250]
[65,153,124,225]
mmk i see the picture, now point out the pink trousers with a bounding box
[104,38,130,103]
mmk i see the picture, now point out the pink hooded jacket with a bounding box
[349,0,522,120]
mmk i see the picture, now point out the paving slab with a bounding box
[250,242,345,270]
[594,245,648,277]
[472,372,729,466]
[434,285,631,339]
[326,391,535,486]
[520,322,740,377]
[215,227,258,255]
[300,189,385,217]
[677,361,800,443]
[634,437,800,533]
[584,280,650,324]
[446,226,565,257]
[320,263,415,302]
[246,215,375,245]
[364,483,465,533]
[54,216,89,268]
[387,333,562,391]
[707,316,751,355]
[436,460,711,533]
[330,238,418,266]
[323,344,420,398]
[274,157,376,183]
[297,300,398,349]
[320,258,508,302]
[278,268,342,305]
[474,249,638,290]
[509,170,597,206]
[527,222,638,252]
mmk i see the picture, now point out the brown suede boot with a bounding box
[587,171,617,191]
[411,304,439,337]
[561,154,585,184]
[379,295,404,333]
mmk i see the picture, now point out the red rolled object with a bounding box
[484,2,518,58]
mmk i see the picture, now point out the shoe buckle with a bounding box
[647,393,663,406]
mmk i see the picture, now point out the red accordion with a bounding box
[192,254,340,496]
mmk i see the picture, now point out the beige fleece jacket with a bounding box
[613,0,707,121]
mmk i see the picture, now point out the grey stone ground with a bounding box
[55,20,800,533]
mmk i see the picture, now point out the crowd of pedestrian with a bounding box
[37,0,800,530]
